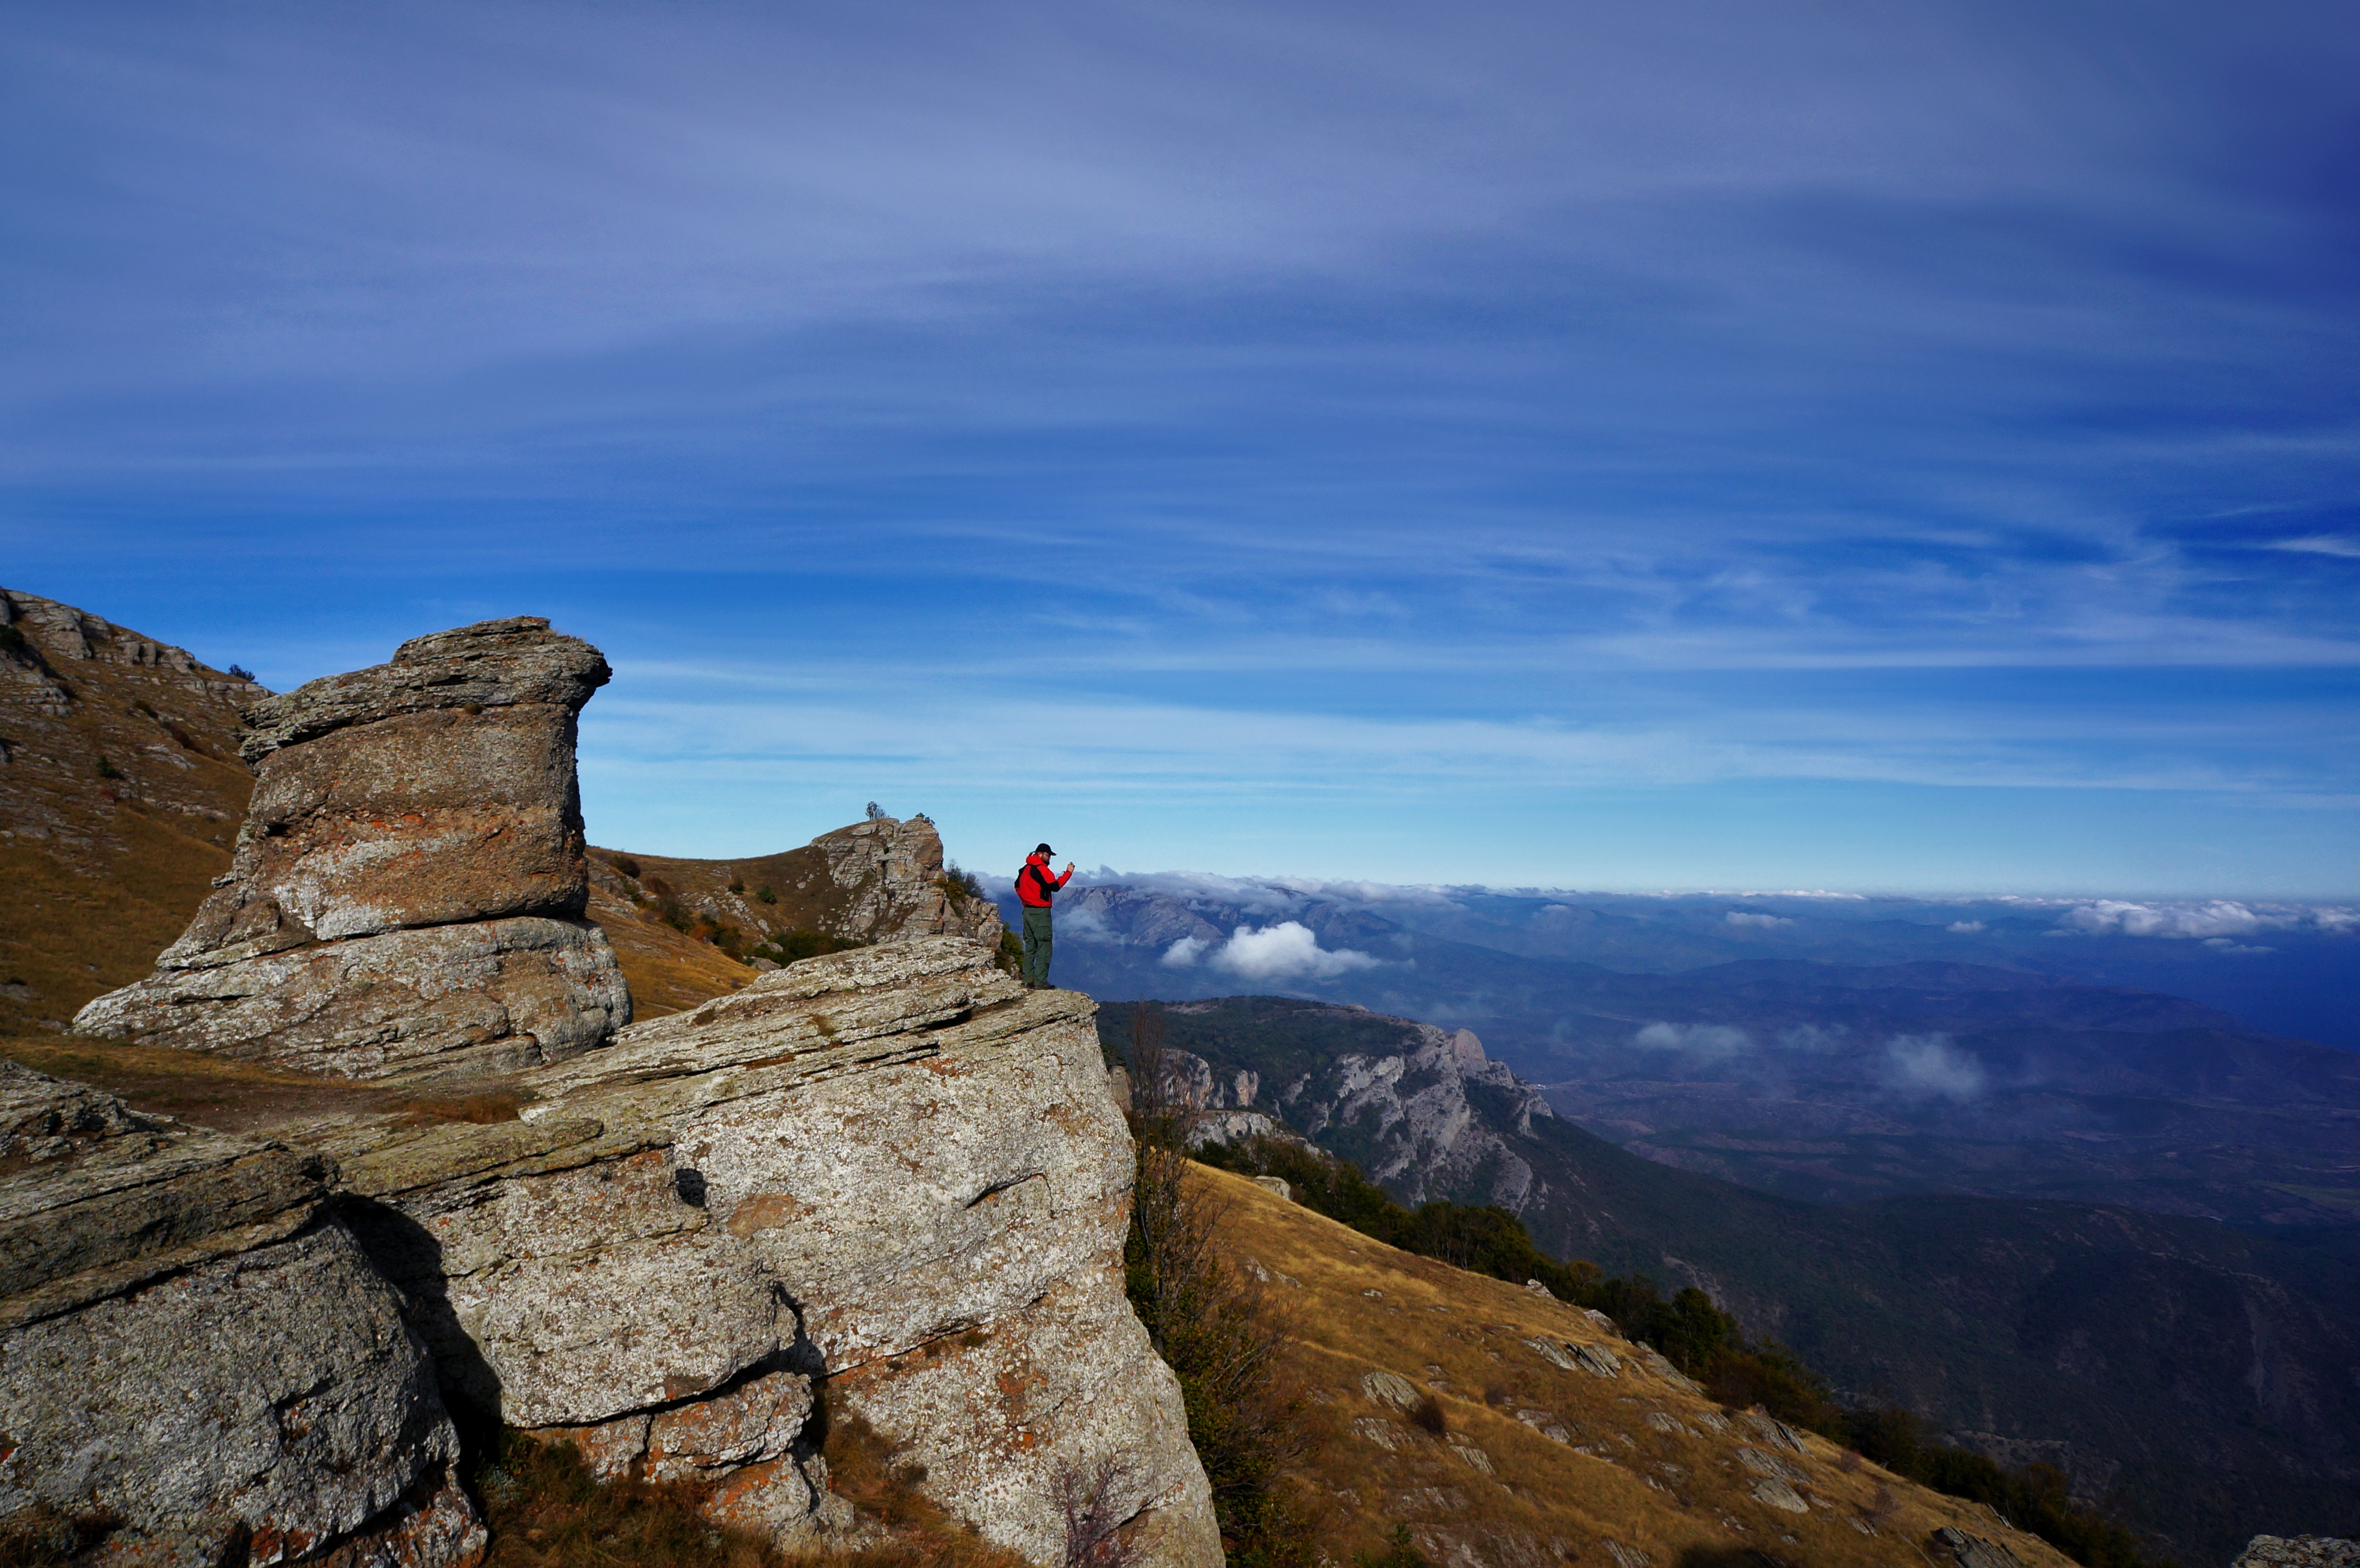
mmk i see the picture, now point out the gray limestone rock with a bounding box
[1931,1526,2026,1568]
[74,917,628,1082]
[236,618,611,762]
[305,936,1221,1567]
[0,1066,481,1568]
[74,617,628,1078]
[807,814,1005,944]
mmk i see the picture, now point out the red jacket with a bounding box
[1016,854,1071,908]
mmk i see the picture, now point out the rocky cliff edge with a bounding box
[7,936,1221,1566]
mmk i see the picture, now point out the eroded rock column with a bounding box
[73,617,630,1080]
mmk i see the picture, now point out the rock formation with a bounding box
[22,610,1218,1565]
[589,811,1007,961]
[302,936,1219,1564]
[804,814,1006,943]
[0,1063,484,1567]
[73,618,630,1081]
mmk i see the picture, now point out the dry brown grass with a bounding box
[473,1419,1036,1568]
[479,1433,781,1568]
[0,807,238,1037]
[811,1413,1035,1568]
[1203,1163,2076,1568]
[0,1033,398,1131]
[587,880,756,1018]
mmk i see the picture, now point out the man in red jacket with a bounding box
[1015,843,1074,989]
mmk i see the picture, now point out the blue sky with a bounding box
[4,0,2357,894]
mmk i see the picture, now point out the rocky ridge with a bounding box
[581,812,1007,1018]
[73,619,630,1081]
[306,935,1216,1562]
[1138,997,1558,1214]
[3,937,1221,1566]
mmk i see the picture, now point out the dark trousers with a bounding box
[1020,906,1054,986]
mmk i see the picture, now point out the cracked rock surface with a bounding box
[0,1063,482,1568]
[303,936,1221,1566]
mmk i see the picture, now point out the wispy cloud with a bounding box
[1881,1034,1987,1102]
[6,0,2357,892]
[1634,1021,1756,1061]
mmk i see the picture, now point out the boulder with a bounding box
[73,618,629,1079]
[1931,1526,2026,1568]
[0,1064,482,1568]
[305,936,1221,1566]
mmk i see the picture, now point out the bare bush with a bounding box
[1122,1004,1314,1564]
[1055,1453,1143,1568]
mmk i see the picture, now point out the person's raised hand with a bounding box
[1064,862,1075,874]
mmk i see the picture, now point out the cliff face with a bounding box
[7,610,1217,1566]
[1137,997,1557,1213]
[73,619,630,1081]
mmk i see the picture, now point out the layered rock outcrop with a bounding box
[302,936,1219,1564]
[73,619,629,1080]
[0,1064,484,1568]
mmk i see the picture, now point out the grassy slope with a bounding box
[1206,1162,2072,1568]
[585,877,758,1018]
[0,598,255,1033]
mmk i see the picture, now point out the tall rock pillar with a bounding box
[74,617,630,1080]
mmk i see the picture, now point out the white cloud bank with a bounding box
[1162,921,1383,982]
[2063,899,2269,939]
[1725,911,1792,928]
[2052,900,2354,945]
[1881,1033,1985,1101]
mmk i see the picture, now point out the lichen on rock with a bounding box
[307,936,1222,1565]
[0,1063,484,1568]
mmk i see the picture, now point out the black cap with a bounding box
[1035,843,1054,856]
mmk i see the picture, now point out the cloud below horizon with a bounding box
[1162,921,1383,983]
[1881,1033,1988,1102]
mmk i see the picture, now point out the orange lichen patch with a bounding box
[721,1192,816,1237]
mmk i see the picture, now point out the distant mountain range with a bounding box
[1021,878,2360,1235]
[1102,995,2360,1567]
